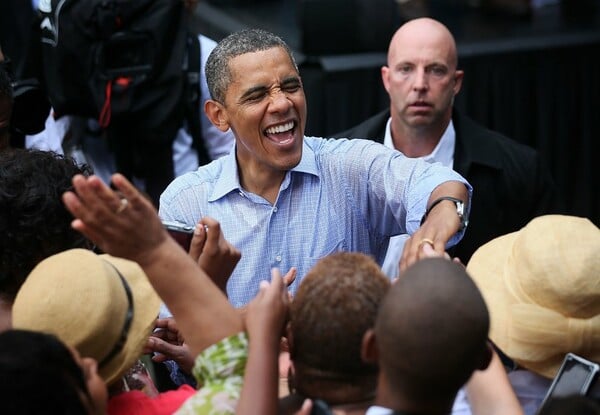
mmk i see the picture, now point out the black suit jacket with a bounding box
[335,109,563,263]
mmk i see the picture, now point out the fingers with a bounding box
[400,234,450,272]
[422,242,450,259]
[294,399,313,415]
[146,338,194,373]
[282,267,297,287]
[188,221,208,259]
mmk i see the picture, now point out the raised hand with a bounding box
[188,217,241,294]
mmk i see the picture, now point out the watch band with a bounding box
[420,196,468,231]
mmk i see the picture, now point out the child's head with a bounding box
[289,252,390,403]
[368,258,491,409]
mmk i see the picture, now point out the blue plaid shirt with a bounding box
[159,137,471,307]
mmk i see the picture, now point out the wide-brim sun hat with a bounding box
[12,248,161,386]
[466,215,600,378]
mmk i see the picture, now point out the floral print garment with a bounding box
[175,332,248,415]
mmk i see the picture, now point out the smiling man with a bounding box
[159,28,472,307]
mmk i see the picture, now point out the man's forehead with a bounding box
[228,48,298,83]
[389,41,454,66]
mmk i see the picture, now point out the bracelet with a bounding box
[420,196,468,231]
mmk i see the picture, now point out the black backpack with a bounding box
[32,0,208,201]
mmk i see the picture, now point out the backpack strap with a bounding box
[184,33,211,166]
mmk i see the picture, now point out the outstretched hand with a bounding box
[62,173,173,266]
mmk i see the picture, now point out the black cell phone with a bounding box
[537,353,600,414]
[162,220,195,251]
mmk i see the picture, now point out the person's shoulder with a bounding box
[455,112,539,162]
[306,135,387,156]
[333,109,390,141]
[161,159,224,201]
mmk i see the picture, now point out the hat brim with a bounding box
[99,255,161,385]
[467,231,517,361]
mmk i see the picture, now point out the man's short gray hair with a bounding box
[205,29,299,104]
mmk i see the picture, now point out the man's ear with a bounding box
[381,66,391,94]
[204,99,230,132]
[453,70,464,96]
[361,328,379,364]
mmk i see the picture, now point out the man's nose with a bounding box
[268,89,292,112]
[412,68,429,91]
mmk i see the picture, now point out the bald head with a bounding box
[375,258,490,401]
[388,18,458,70]
[381,18,463,151]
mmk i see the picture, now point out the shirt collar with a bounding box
[383,118,456,169]
[208,139,319,202]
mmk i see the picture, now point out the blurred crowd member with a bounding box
[280,252,391,414]
[364,258,492,415]
[0,148,92,331]
[467,215,600,415]
[0,329,107,415]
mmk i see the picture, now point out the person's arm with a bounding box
[62,173,243,359]
[466,349,524,415]
[236,269,289,415]
[400,180,469,271]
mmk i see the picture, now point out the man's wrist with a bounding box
[421,196,468,231]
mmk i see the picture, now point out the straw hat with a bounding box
[466,215,600,378]
[12,248,161,385]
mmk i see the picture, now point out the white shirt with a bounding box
[380,117,456,279]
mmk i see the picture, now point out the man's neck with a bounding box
[374,377,454,415]
[237,161,286,205]
[294,368,376,408]
[390,118,450,158]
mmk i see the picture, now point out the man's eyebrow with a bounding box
[240,85,268,101]
[281,75,301,85]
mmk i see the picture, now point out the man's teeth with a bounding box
[265,121,294,134]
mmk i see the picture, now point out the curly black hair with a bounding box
[0,149,93,300]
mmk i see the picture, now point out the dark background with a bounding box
[192,0,600,226]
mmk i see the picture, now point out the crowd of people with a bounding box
[0,5,599,415]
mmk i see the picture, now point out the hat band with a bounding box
[98,260,134,369]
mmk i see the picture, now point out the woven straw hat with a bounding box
[466,215,600,378]
[12,248,160,385]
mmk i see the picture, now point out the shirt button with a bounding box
[239,191,244,197]
[275,255,282,262]
[273,206,278,212]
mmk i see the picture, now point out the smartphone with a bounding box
[163,220,194,251]
[537,353,599,413]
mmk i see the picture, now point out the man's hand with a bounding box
[399,181,469,272]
